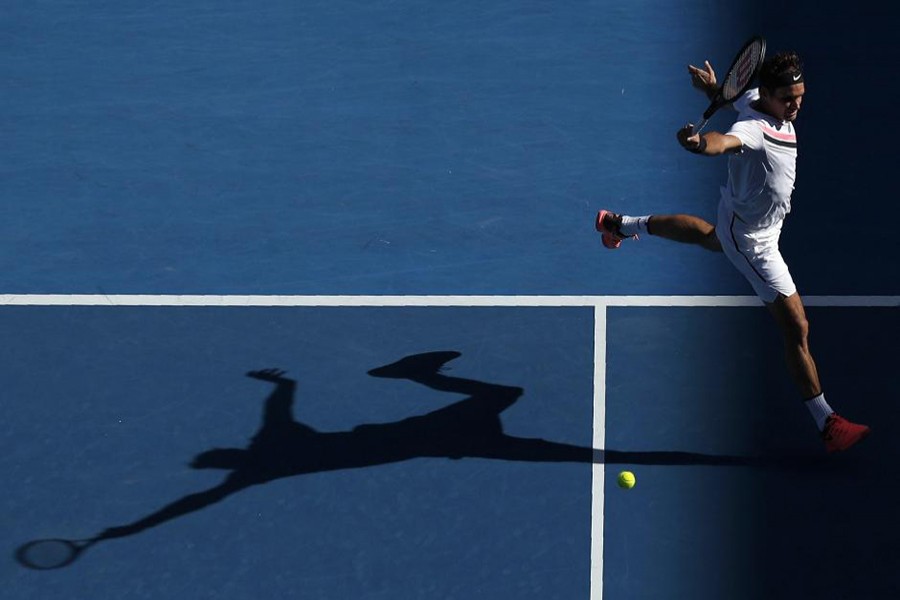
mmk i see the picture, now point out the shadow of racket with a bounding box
[15,537,103,570]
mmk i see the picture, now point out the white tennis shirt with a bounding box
[722,88,798,231]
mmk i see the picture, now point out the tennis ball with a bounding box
[617,470,636,489]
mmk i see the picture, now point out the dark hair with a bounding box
[759,51,803,90]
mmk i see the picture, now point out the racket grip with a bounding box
[691,117,708,135]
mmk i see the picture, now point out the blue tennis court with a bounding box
[3,1,899,598]
[2,304,595,599]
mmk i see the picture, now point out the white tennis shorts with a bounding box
[715,199,797,303]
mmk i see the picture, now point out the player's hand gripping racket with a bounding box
[692,36,766,134]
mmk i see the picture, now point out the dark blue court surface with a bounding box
[605,307,900,600]
[2,0,899,598]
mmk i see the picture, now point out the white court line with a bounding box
[1,293,895,600]
[0,294,898,306]
[590,305,607,600]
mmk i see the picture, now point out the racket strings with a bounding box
[723,40,764,100]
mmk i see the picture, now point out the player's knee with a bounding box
[785,314,809,346]
[703,230,723,252]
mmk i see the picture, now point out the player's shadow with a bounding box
[37,351,830,555]
[94,351,598,541]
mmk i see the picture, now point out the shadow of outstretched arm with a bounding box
[95,370,303,542]
[96,477,251,541]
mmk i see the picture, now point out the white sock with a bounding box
[805,393,834,431]
[619,215,651,237]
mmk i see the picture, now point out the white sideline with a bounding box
[591,305,607,600]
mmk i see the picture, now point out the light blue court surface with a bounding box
[3,0,900,598]
[2,306,595,599]
[3,0,898,296]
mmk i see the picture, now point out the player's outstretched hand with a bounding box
[247,368,291,382]
[688,60,717,96]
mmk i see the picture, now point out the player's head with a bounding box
[758,51,805,122]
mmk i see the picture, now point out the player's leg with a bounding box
[765,292,821,398]
[764,292,869,451]
[596,210,721,252]
[719,235,819,398]
[717,227,818,395]
[646,214,722,251]
[718,219,871,452]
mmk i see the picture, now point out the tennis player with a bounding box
[596,51,870,453]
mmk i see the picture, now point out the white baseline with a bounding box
[0,294,897,307]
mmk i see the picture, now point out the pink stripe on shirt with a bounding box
[759,124,796,142]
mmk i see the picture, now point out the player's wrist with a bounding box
[688,136,708,154]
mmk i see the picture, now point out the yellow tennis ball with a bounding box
[617,470,636,489]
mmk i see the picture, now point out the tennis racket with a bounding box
[15,537,102,570]
[692,36,766,134]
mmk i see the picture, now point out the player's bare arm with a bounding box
[687,60,718,101]
[676,125,742,156]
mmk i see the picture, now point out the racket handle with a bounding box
[691,117,708,135]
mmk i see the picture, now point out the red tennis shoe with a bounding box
[822,414,870,453]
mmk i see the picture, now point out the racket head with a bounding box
[718,35,766,103]
[15,538,93,570]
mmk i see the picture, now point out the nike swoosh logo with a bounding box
[793,73,801,81]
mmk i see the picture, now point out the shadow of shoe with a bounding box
[367,351,462,379]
